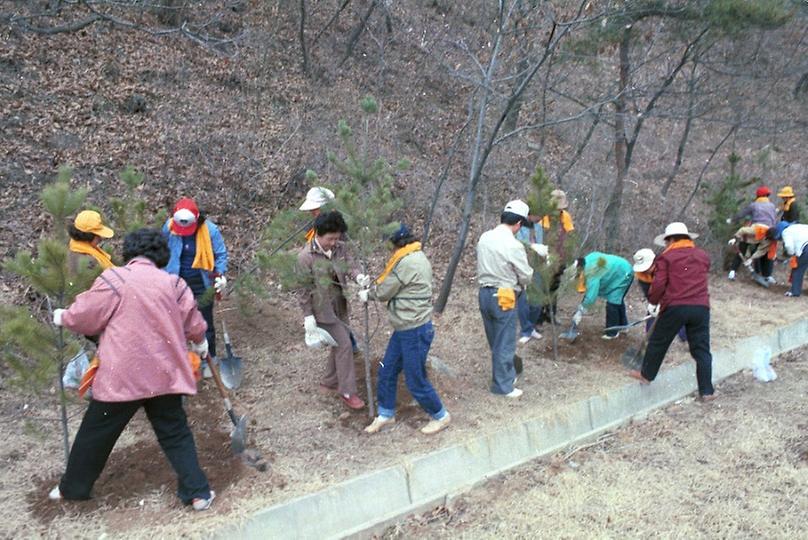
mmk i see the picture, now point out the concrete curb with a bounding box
[215,319,808,540]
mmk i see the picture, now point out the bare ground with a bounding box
[1,265,806,538]
[384,346,808,539]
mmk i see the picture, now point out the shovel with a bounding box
[621,317,658,370]
[604,314,653,334]
[218,318,243,390]
[205,354,248,455]
[559,320,580,342]
[735,246,770,288]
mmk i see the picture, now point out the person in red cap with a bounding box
[162,198,229,376]
[727,183,777,282]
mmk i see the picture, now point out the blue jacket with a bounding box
[581,252,633,307]
[162,219,228,289]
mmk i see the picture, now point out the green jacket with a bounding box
[581,252,634,307]
[371,249,433,331]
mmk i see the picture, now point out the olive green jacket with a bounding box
[371,250,433,331]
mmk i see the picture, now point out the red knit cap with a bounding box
[172,197,200,236]
[755,186,771,198]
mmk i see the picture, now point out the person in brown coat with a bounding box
[296,210,369,410]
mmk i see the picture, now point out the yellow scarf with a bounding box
[191,222,215,271]
[305,228,316,243]
[541,210,574,232]
[68,239,114,269]
[783,198,794,211]
[755,196,770,203]
[635,270,654,284]
[663,239,695,253]
[376,242,421,284]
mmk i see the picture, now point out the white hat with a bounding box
[654,222,699,247]
[299,187,335,211]
[503,199,529,220]
[632,248,655,272]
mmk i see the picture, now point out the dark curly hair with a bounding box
[68,224,97,243]
[314,210,348,236]
[123,228,170,267]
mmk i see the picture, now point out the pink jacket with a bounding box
[62,257,207,401]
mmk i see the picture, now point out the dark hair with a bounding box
[665,234,690,242]
[68,224,97,243]
[314,210,347,236]
[500,212,525,226]
[392,235,417,248]
[576,257,586,269]
[123,228,170,267]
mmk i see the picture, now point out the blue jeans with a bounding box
[376,322,446,420]
[791,250,808,296]
[479,287,518,394]
[517,290,542,337]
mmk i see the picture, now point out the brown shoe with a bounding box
[699,393,718,402]
[364,416,396,434]
[421,412,451,435]
[627,370,651,384]
[341,394,365,410]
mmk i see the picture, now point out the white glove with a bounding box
[572,306,585,326]
[530,243,549,257]
[725,218,732,224]
[53,308,65,327]
[214,275,227,294]
[304,315,318,333]
[190,339,209,359]
[647,303,660,317]
[357,288,369,303]
[743,258,753,269]
[355,274,372,288]
[727,238,737,246]
[304,327,338,349]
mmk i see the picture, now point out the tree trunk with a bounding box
[299,0,310,75]
[603,29,630,251]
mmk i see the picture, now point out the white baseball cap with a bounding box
[299,187,335,211]
[503,199,529,220]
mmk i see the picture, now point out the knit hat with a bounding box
[755,185,771,198]
[389,223,412,244]
[74,210,114,239]
[550,189,569,210]
[632,248,655,273]
[172,197,200,236]
[654,222,699,247]
[299,187,335,211]
[777,185,795,198]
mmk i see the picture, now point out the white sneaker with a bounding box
[192,490,215,511]
[48,486,62,501]
[518,335,531,344]
[728,270,736,281]
[505,388,523,398]
[530,329,543,340]
[364,415,396,434]
[421,412,451,435]
[765,276,776,285]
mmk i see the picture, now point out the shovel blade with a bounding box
[230,414,248,455]
[621,346,643,370]
[513,354,523,376]
[220,355,243,390]
[559,330,579,342]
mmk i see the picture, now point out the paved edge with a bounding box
[214,319,808,540]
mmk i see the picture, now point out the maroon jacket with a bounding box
[648,244,710,310]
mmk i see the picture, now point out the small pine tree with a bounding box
[524,166,579,361]
[109,165,167,234]
[705,153,756,264]
[2,169,100,463]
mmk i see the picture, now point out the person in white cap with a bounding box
[476,200,548,398]
[628,222,715,401]
[299,187,336,243]
[632,248,686,342]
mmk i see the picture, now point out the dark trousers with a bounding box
[730,242,751,272]
[539,264,566,324]
[640,305,714,397]
[183,271,216,357]
[376,321,445,418]
[791,250,808,296]
[59,394,210,504]
[604,277,632,337]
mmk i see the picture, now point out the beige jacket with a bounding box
[371,250,433,331]
[296,239,356,324]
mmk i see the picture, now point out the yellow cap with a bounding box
[74,210,114,239]
[777,186,795,198]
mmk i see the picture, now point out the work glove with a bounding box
[727,238,737,246]
[214,275,227,294]
[572,306,585,326]
[743,258,753,269]
[530,243,549,257]
[725,218,732,224]
[647,303,660,317]
[304,315,318,334]
[53,308,65,327]
[190,338,209,359]
[355,274,372,288]
[357,288,370,303]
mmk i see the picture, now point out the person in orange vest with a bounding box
[299,187,335,243]
[727,185,776,281]
[777,185,800,223]
[728,223,777,285]
[538,189,575,326]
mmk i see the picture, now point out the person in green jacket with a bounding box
[358,224,450,436]
[572,252,634,339]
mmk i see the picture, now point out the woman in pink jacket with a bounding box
[49,228,215,511]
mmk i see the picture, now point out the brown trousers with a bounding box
[317,318,357,395]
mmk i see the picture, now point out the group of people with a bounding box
[726,185,807,299]
[46,181,805,511]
